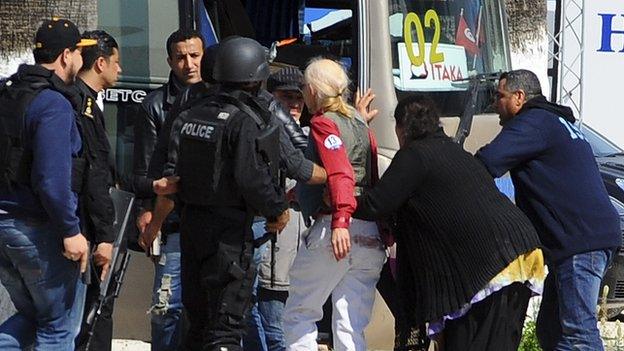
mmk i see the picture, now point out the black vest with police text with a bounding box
[177,94,245,207]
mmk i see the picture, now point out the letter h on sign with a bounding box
[598,14,624,52]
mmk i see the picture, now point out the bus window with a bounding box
[97,0,180,185]
[98,0,179,86]
[301,7,354,69]
[238,1,355,72]
[388,0,509,116]
[269,6,354,72]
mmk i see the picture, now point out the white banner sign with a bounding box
[394,42,469,92]
[582,3,624,147]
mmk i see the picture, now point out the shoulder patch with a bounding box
[217,112,230,120]
[83,96,94,119]
[323,134,343,150]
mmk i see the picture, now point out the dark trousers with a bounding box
[442,282,532,351]
[75,265,115,351]
[179,206,256,351]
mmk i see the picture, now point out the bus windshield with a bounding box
[388,0,510,116]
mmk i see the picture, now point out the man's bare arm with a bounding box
[306,163,327,185]
[138,195,175,252]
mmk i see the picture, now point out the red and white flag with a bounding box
[455,9,480,56]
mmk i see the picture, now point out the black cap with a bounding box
[34,18,97,51]
[267,66,304,93]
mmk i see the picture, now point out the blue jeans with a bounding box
[244,219,268,351]
[537,249,613,351]
[150,232,183,351]
[258,295,286,351]
[0,216,86,350]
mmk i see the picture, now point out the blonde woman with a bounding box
[283,58,386,350]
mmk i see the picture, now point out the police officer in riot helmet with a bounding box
[174,36,289,351]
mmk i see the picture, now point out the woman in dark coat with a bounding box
[354,95,544,351]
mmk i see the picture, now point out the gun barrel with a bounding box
[114,252,132,298]
[270,233,277,288]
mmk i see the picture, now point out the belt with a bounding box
[351,234,384,249]
[185,204,248,222]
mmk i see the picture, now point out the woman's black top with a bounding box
[355,131,541,325]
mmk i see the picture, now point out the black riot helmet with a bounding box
[213,36,270,83]
[201,43,219,84]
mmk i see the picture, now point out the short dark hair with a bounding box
[166,29,205,58]
[500,69,542,99]
[394,95,441,141]
[33,46,77,64]
[80,30,119,72]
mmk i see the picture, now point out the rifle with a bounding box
[253,227,278,287]
[452,72,500,147]
[84,188,135,350]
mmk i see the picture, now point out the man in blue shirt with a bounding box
[0,18,96,350]
[477,69,621,350]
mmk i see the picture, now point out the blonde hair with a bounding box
[304,58,352,117]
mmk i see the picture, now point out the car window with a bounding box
[582,125,623,157]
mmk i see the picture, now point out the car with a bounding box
[584,125,624,318]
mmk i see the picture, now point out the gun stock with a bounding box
[452,72,500,147]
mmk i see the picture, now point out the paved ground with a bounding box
[113,252,397,349]
[112,340,150,351]
[5,255,623,350]
[112,251,154,341]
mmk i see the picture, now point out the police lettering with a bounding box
[181,122,216,141]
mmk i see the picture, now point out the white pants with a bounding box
[283,216,386,351]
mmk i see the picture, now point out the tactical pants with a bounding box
[179,205,256,351]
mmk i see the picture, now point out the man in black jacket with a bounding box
[72,30,122,351]
[132,29,204,351]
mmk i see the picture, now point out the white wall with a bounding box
[0,51,33,79]
[510,46,550,101]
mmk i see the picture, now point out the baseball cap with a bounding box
[34,18,97,50]
[267,66,304,93]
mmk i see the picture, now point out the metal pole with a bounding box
[357,0,369,93]
[578,0,585,126]
[558,0,568,106]
[549,0,563,102]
